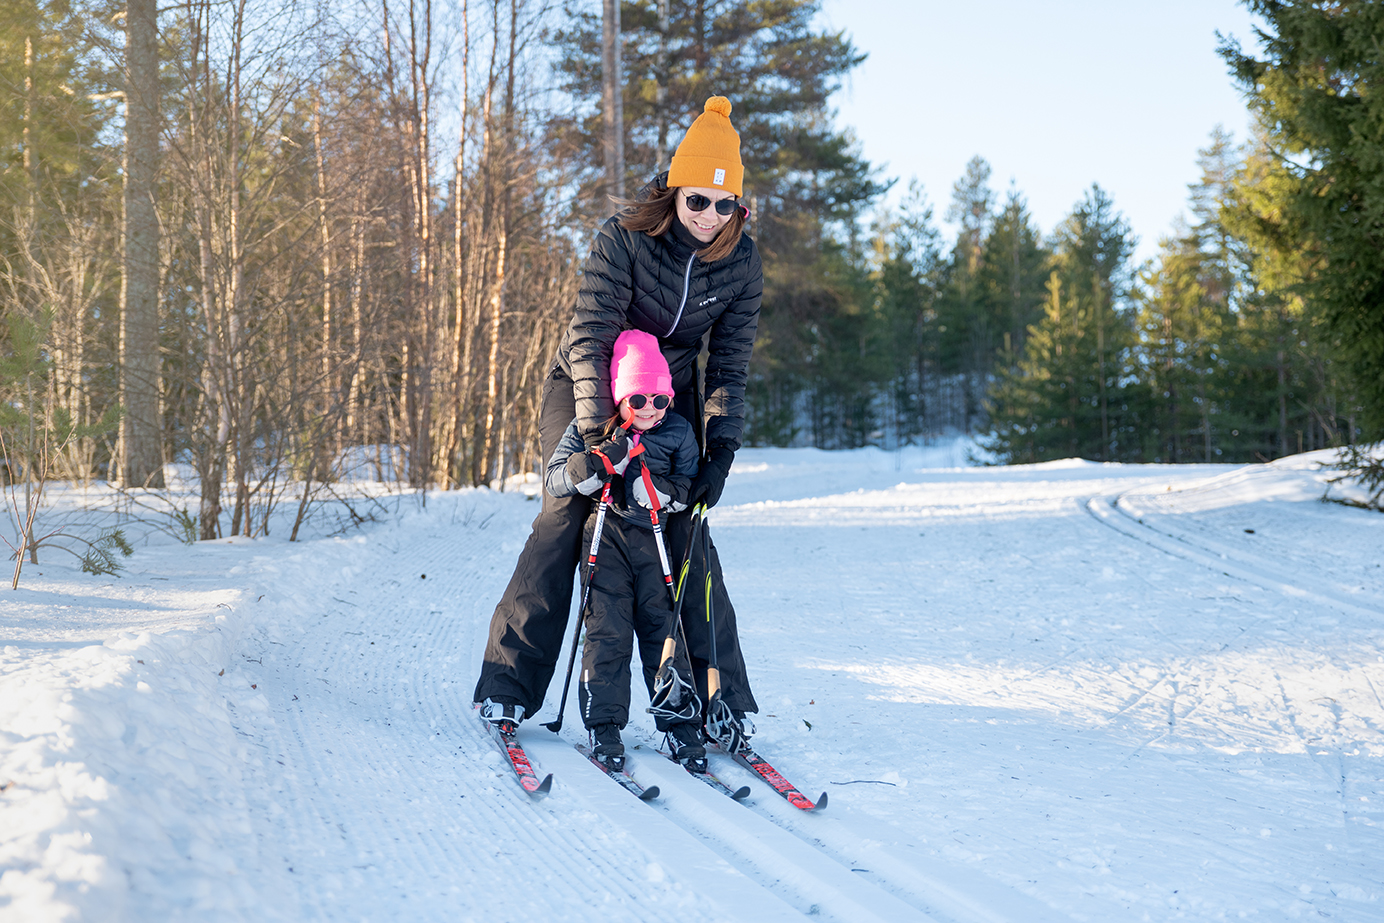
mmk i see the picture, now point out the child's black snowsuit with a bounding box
[545,411,699,731]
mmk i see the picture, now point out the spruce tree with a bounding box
[1220,2,1384,435]
[935,156,996,430]
[983,186,1143,463]
[1220,129,1357,455]
[977,190,1049,368]
[1135,234,1232,463]
[870,181,942,445]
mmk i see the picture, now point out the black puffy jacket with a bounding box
[557,214,762,454]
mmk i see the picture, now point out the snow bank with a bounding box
[1,591,258,920]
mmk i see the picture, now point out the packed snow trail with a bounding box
[3,444,1382,921]
[716,450,1384,920]
[225,498,736,921]
[226,490,1051,922]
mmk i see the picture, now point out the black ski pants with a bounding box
[472,362,758,719]
[576,514,696,730]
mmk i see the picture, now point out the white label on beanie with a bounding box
[713,168,725,186]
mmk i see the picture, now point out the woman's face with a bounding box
[674,185,738,243]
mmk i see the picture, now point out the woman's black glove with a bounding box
[690,447,735,508]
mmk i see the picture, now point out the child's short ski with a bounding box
[479,713,552,798]
[575,744,660,801]
[659,748,751,800]
[719,745,826,811]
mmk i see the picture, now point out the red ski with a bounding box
[723,746,826,811]
[479,711,552,798]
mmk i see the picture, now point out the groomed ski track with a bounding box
[230,490,1064,923]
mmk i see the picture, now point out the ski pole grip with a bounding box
[707,666,722,700]
[659,636,676,668]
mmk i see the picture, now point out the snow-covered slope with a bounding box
[2,444,1381,921]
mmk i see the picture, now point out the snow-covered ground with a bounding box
[2,442,1382,922]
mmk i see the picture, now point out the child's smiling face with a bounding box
[619,395,668,432]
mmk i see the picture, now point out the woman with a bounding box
[473,96,761,748]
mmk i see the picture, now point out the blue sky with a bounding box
[817,0,1264,264]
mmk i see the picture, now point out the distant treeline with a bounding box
[1,1,1379,541]
[794,134,1355,465]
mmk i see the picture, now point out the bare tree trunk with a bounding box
[347,213,366,443]
[181,0,226,539]
[313,95,335,464]
[229,0,251,535]
[602,0,623,209]
[1094,274,1108,460]
[441,0,471,488]
[480,224,506,480]
[1200,377,1211,462]
[119,0,165,488]
[653,0,670,172]
[480,0,518,484]
[468,7,500,486]
[1276,339,1288,459]
[406,0,436,488]
[24,37,37,235]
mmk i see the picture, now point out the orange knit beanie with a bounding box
[667,96,743,196]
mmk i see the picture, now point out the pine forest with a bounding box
[2,0,1381,543]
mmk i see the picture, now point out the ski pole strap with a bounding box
[638,461,661,514]
[591,448,616,477]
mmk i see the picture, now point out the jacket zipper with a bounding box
[664,252,696,337]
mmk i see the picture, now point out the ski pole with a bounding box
[543,479,612,733]
[641,464,699,720]
[701,501,721,706]
[699,503,741,749]
[639,463,675,602]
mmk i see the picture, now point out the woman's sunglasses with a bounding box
[682,191,740,216]
[626,393,671,410]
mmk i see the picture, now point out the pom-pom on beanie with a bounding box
[610,330,673,406]
[667,96,743,196]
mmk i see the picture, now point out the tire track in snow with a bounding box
[1102,668,1175,726]
[1085,486,1384,866]
[1082,497,1317,748]
[1268,669,1358,840]
[1085,491,1382,620]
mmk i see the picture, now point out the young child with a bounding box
[544,329,707,772]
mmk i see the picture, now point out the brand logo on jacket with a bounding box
[698,296,719,308]
[713,168,726,186]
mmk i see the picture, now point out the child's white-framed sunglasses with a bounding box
[626,393,671,410]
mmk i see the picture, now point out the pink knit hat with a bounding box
[610,330,673,405]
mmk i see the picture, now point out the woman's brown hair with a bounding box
[616,177,747,263]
